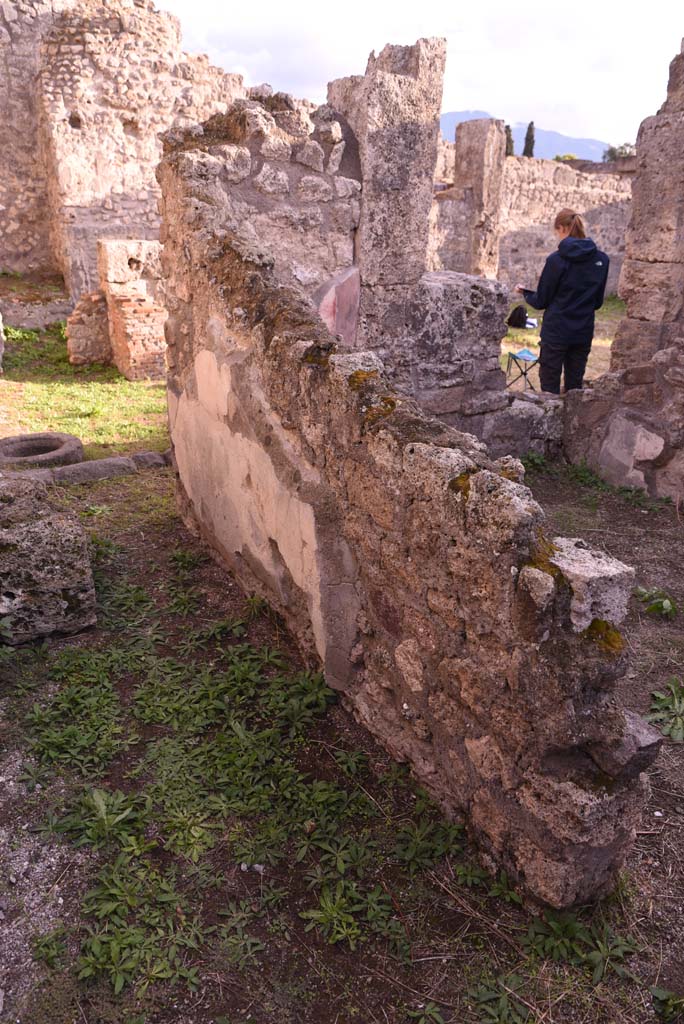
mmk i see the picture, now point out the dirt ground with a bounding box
[1,294,683,1024]
[0,462,682,1024]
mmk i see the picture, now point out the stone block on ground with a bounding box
[0,477,96,644]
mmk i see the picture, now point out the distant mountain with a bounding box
[440,110,610,162]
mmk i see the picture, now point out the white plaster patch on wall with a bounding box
[173,350,327,661]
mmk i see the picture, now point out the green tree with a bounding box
[602,142,636,162]
[505,124,514,156]
[554,153,578,162]
[523,121,535,157]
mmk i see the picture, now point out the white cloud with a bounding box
[162,0,682,144]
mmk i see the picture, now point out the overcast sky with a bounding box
[162,0,682,145]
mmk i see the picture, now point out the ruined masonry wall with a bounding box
[0,0,244,294]
[0,0,75,274]
[428,146,631,296]
[37,0,244,298]
[499,157,631,295]
[159,115,660,910]
[564,43,684,501]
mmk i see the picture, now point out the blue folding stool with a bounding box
[505,347,539,390]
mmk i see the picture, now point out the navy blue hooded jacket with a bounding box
[522,237,609,346]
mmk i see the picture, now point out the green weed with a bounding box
[647,678,684,742]
[635,586,678,620]
[469,974,531,1023]
[32,926,68,969]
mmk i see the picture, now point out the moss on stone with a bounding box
[302,341,336,368]
[363,395,397,427]
[448,470,476,497]
[582,618,625,655]
[348,369,379,391]
[527,531,564,580]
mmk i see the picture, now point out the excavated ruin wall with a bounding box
[0,0,244,294]
[37,0,244,298]
[564,43,684,501]
[498,157,631,295]
[428,127,631,296]
[0,0,75,274]
[159,117,660,909]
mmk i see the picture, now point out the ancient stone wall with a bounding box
[498,157,631,295]
[564,43,684,501]
[0,0,75,274]
[158,108,659,909]
[428,131,632,297]
[36,0,244,298]
[0,0,244,296]
[97,239,167,380]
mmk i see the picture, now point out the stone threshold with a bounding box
[0,449,170,485]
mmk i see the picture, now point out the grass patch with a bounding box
[1,323,167,457]
[4,471,679,1024]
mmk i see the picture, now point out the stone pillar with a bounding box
[612,40,684,369]
[452,118,506,277]
[328,37,447,348]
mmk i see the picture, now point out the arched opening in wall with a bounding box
[68,111,83,130]
[128,257,143,272]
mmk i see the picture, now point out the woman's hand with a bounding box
[515,283,527,294]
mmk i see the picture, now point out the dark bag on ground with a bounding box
[506,304,528,328]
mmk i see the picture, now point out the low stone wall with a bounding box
[66,290,111,365]
[158,116,659,909]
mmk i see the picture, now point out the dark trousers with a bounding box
[539,339,592,394]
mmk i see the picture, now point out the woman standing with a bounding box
[516,209,609,394]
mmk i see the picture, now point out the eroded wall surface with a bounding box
[158,96,660,909]
[498,158,631,294]
[565,43,684,501]
[37,0,244,298]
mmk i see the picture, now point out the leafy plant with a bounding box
[32,925,67,969]
[647,678,684,742]
[300,882,363,949]
[488,871,522,905]
[635,586,678,620]
[469,974,531,1023]
[583,927,639,984]
[393,818,463,874]
[521,912,592,964]
[407,1003,445,1024]
[651,986,684,1022]
[333,749,369,778]
[59,788,152,850]
[521,452,547,474]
